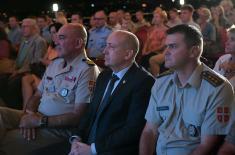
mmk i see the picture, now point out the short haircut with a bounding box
[37,15,47,21]
[166,24,203,48]
[72,12,83,19]
[22,18,38,31]
[9,16,19,21]
[114,30,140,56]
[68,23,87,45]
[170,8,178,13]
[181,4,194,12]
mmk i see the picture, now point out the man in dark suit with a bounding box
[68,30,155,155]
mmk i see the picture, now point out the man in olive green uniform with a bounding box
[0,23,100,155]
[140,24,234,155]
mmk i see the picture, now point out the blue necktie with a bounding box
[87,74,119,143]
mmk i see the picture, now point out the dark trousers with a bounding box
[0,73,24,109]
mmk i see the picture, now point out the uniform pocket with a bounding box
[183,112,203,137]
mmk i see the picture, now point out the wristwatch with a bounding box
[40,115,48,127]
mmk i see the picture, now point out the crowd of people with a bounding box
[0,0,235,154]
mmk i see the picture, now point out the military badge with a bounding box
[60,88,69,97]
[188,124,198,137]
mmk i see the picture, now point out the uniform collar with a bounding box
[23,34,38,44]
[171,63,203,88]
[56,52,86,76]
[95,25,107,32]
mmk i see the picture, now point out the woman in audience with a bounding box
[214,27,235,88]
[210,5,231,54]
[21,22,62,109]
[141,9,168,75]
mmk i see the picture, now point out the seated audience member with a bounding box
[34,30,155,155]
[7,16,22,51]
[87,10,112,59]
[140,24,234,155]
[68,30,154,155]
[71,12,83,25]
[56,11,68,25]
[0,27,15,74]
[108,11,121,31]
[21,22,63,109]
[0,18,47,109]
[220,0,235,25]
[0,23,100,155]
[214,27,235,88]
[141,10,168,72]
[210,5,231,56]
[167,8,182,28]
[180,4,200,30]
[37,15,52,44]
[198,8,216,48]
[135,10,150,30]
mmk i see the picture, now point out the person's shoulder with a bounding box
[50,57,64,65]
[103,25,112,31]
[81,58,96,67]
[218,54,232,62]
[157,70,174,79]
[35,35,47,44]
[202,69,225,87]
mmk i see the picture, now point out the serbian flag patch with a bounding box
[217,106,230,123]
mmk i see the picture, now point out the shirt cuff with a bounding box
[91,143,97,155]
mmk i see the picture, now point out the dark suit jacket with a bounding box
[79,62,155,155]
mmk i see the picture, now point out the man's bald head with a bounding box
[61,23,87,46]
[112,30,139,57]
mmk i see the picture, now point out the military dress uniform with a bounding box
[0,52,100,155]
[145,63,234,155]
[38,52,100,116]
[87,25,112,58]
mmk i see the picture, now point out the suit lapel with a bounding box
[93,72,112,112]
[98,63,139,114]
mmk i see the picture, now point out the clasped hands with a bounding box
[19,110,42,141]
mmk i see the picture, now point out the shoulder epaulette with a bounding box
[202,71,224,87]
[82,59,95,66]
[157,70,174,78]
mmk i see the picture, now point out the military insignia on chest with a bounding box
[59,88,69,97]
[188,124,199,137]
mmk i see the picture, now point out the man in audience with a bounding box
[37,15,51,44]
[139,24,234,155]
[71,12,83,25]
[167,8,182,27]
[7,16,22,50]
[0,18,47,109]
[117,9,125,25]
[87,10,112,59]
[108,11,121,31]
[68,30,154,155]
[135,10,150,29]
[0,23,100,155]
[180,4,200,30]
